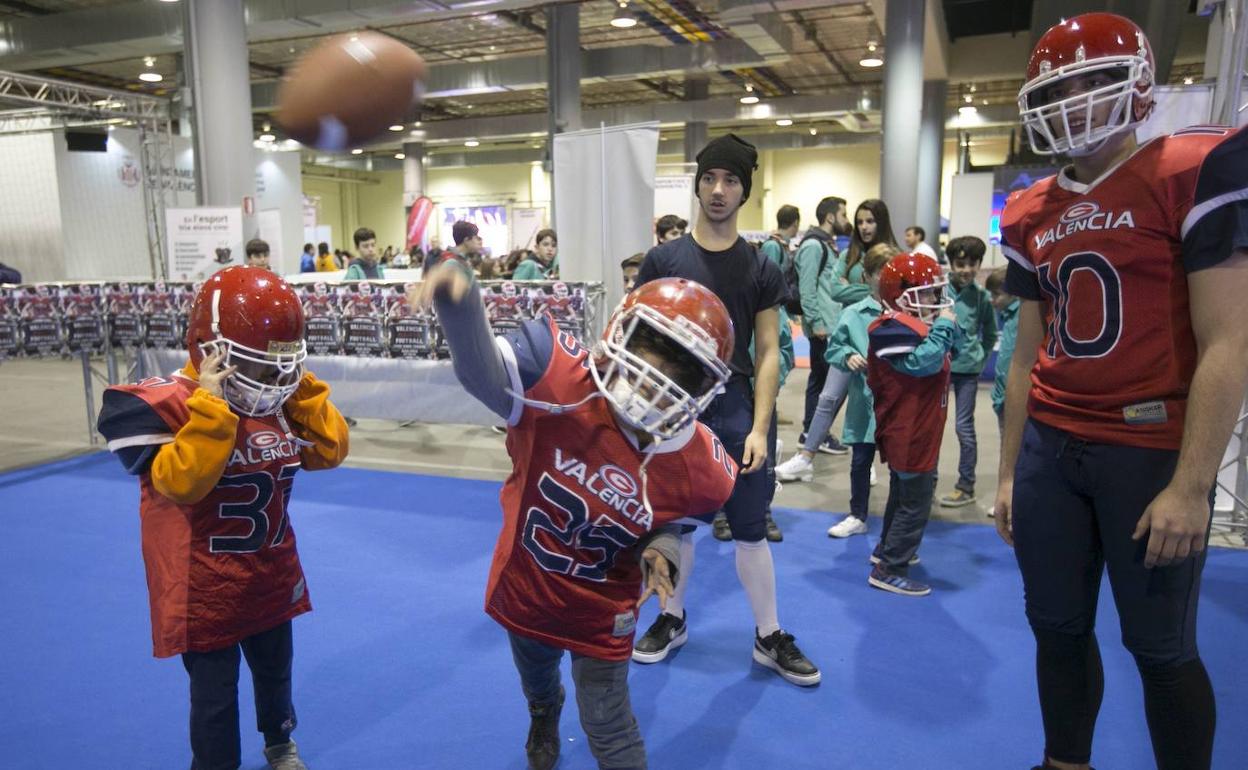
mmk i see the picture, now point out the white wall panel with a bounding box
[0,132,64,283]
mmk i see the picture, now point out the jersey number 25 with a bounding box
[522,473,637,582]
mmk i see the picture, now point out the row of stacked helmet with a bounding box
[0,279,591,361]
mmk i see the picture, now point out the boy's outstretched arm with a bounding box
[412,262,515,421]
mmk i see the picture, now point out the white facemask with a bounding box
[608,378,666,432]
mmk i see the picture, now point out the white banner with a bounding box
[553,122,659,318]
[165,207,244,281]
[654,172,695,227]
[512,207,546,250]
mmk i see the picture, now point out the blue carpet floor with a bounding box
[2,453,1246,769]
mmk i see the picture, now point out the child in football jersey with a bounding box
[866,253,961,597]
[96,266,349,770]
[824,243,899,538]
[984,267,1018,436]
[417,261,738,770]
[939,235,997,509]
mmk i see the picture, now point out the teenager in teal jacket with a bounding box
[823,246,896,537]
[985,267,1019,432]
[940,236,998,509]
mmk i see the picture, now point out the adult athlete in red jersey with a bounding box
[418,261,737,770]
[994,13,1248,770]
[865,252,958,597]
[97,266,349,770]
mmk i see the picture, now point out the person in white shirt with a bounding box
[904,225,941,262]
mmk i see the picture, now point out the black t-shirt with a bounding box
[636,234,787,379]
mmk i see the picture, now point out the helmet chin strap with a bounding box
[502,382,667,520]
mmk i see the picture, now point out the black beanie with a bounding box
[695,133,759,201]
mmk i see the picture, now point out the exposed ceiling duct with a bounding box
[0,0,558,71]
[395,90,879,144]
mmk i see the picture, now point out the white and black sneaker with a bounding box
[632,611,688,663]
[752,629,821,686]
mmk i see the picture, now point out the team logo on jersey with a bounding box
[599,464,638,498]
[1060,201,1101,223]
[553,448,650,527]
[231,430,300,466]
[1034,201,1135,250]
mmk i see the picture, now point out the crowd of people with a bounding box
[295,224,564,284]
[93,12,1246,770]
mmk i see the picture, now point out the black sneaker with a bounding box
[764,512,783,542]
[712,513,733,541]
[525,685,564,770]
[753,629,821,686]
[632,611,688,663]
[818,436,849,455]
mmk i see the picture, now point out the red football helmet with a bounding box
[185,266,306,416]
[1018,12,1155,157]
[501,281,518,298]
[591,277,733,439]
[879,252,952,324]
[553,281,569,299]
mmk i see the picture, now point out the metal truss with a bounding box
[0,69,173,278]
[1213,396,1248,544]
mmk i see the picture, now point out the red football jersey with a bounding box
[866,313,953,474]
[106,373,310,657]
[1002,125,1248,449]
[489,318,737,661]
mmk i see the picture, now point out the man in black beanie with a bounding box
[630,134,821,687]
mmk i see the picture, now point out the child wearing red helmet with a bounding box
[416,262,738,770]
[96,266,349,770]
[865,252,960,597]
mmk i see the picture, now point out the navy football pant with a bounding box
[1012,418,1214,768]
[181,620,296,770]
[696,378,771,542]
[509,632,646,769]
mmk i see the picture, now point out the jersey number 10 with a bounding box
[1036,250,1123,359]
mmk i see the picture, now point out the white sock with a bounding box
[735,538,780,637]
[663,531,696,619]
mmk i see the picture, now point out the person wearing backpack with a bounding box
[792,196,850,454]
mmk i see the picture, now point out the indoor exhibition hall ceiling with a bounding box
[0,0,1215,156]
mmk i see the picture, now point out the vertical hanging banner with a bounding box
[406,196,434,251]
[553,121,659,320]
[165,207,245,281]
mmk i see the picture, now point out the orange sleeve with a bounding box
[149,389,238,504]
[283,371,350,471]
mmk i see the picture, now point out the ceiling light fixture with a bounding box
[351,148,363,155]
[465,139,480,147]
[1183,76,1194,85]
[139,72,163,82]
[740,84,759,105]
[776,118,793,127]
[389,124,405,131]
[395,152,406,159]
[259,133,276,142]
[958,104,978,117]
[610,2,638,29]
[809,128,817,136]
[859,42,883,68]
